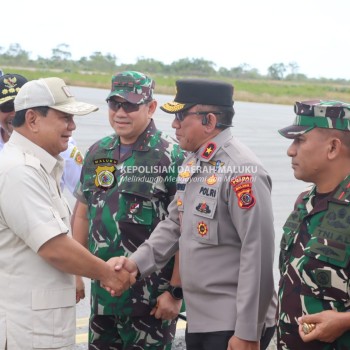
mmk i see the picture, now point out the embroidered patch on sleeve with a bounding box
[230,174,256,209]
[70,146,83,165]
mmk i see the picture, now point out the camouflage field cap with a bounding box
[161,79,234,113]
[0,74,28,105]
[279,100,350,139]
[106,71,155,104]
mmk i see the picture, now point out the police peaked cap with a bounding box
[161,79,234,113]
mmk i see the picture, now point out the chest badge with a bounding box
[208,160,225,172]
[206,174,217,185]
[196,202,211,214]
[130,203,140,214]
[94,165,116,189]
[179,170,191,178]
[197,221,208,236]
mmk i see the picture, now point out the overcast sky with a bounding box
[2,0,349,80]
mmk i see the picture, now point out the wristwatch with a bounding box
[167,285,183,300]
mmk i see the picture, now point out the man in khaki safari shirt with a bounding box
[0,77,132,350]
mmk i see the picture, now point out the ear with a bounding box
[146,100,157,118]
[25,109,40,132]
[327,138,342,160]
[204,113,218,132]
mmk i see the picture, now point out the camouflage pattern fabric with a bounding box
[77,120,185,317]
[293,100,350,131]
[277,175,350,349]
[89,314,176,349]
[279,100,350,139]
[106,71,155,104]
[76,120,185,349]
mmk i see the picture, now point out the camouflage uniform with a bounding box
[277,179,350,349]
[75,119,185,349]
[278,100,350,350]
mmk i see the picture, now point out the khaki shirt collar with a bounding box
[10,131,64,177]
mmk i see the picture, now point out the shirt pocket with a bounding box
[0,313,6,350]
[191,196,218,245]
[279,230,296,276]
[115,180,155,226]
[279,211,300,275]
[115,194,153,226]
[31,288,75,348]
[302,237,350,302]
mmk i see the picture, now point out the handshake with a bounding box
[76,256,139,302]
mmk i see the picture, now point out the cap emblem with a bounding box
[1,76,21,96]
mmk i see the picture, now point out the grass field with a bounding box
[4,67,350,105]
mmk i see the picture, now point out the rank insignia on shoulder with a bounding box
[201,142,217,159]
[230,175,256,209]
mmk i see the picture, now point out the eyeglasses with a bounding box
[174,111,223,122]
[107,99,148,113]
[0,100,14,113]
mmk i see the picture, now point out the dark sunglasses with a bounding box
[107,100,148,113]
[0,100,14,113]
[175,111,223,122]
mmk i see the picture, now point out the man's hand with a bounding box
[298,310,350,343]
[100,262,134,296]
[108,256,139,276]
[227,335,259,350]
[150,292,182,320]
[75,275,85,303]
[102,257,138,296]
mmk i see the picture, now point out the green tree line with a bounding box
[1,43,350,105]
[1,43,348,83]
